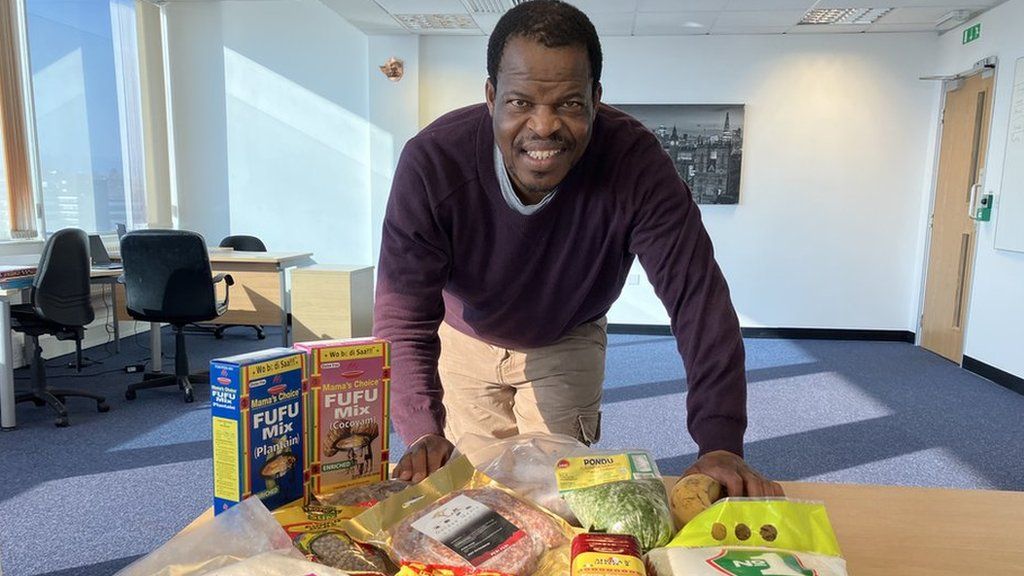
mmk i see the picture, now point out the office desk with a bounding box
[0,264,126,431]
[114,251,313,349]
[179,480,1024,575]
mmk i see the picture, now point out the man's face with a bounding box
[486,36,601,202]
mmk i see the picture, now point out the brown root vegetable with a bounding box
[670,473,723,528]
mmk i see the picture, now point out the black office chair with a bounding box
[219,234,266,252]
[119,230,233,403]
[212,235,267,340]
[12,228,109,427]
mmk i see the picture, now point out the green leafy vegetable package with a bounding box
[555,450,674,551]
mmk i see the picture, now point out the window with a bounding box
[0,0,35,240]
[24,0,144,235]
[0,119,8,240]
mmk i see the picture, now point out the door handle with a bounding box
[968,183,982,220]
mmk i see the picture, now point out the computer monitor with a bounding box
[88,235,120,269]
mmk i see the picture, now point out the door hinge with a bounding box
[941,108,945,125]
[929,213,935,229]
[920,313,925,328]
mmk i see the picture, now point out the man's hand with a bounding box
[682,450,784,498]
[392,434,455,483]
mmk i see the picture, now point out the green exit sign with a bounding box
[963,23,981,44]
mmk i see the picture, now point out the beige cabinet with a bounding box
[291,265,374,343]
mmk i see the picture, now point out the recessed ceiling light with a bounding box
[683,21,705,28]
[800,8,856,24]
[800,7,893,25]
[393,13,479,31]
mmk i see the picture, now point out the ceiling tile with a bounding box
[786,22,871,32]
[877,6,971,23]
[471,12,502,35]
[374,0,467,13]
[814,0,998,8]
[589,12,636,35]
[634,11,717,34]
[423,28,484,35]
[637,0,729,10]
[868,22,942,31]
[569,0,639,13]
[724,0,817,10]
[319,0,409,32]
[714,10,806,26]
[711,25,794,33]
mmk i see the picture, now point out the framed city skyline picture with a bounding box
[614,104,744,205]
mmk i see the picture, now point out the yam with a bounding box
[669,473,722,528]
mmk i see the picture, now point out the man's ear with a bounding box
[485,78,496,115]
[593,82,603,108]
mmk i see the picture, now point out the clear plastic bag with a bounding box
[112,497,350,576]
[199,551,363,576]
[459,432,587,524]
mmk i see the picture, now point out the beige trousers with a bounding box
[438,318,607,447]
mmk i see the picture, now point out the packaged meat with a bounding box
[556,451,674,551]
[320,479,413,508]
[343,456,575,576]
[460,432,588,524]
[571,533,645,576]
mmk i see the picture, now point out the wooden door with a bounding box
[921,72,994,362]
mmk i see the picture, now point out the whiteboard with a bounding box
[994,57,1024,253]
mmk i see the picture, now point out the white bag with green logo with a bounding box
[645,498,848,576]
[646,547,847,576]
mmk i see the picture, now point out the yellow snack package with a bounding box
[668,498,841,557]
[646,498,848,576]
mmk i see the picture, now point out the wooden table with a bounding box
[114,250,313,349]
[776,481,1024,575]
[179,480,1024,575]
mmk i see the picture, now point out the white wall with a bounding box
[936,0,1024,378]
[163,1,229,244]
[368,36,419,269]
[164,0,378,266]
[419,33,940,331]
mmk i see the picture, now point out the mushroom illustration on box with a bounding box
[294,337,391,503]
[210,348,308,515]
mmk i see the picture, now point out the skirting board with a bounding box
[607,324,916,343]
[963,356,1024,397]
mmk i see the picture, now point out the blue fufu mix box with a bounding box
[210,348,307,514]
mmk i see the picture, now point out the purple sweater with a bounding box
[374,103,747,456]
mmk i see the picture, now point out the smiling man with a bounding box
[374,0,781,498]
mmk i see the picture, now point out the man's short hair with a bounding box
[487,0,603,94]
